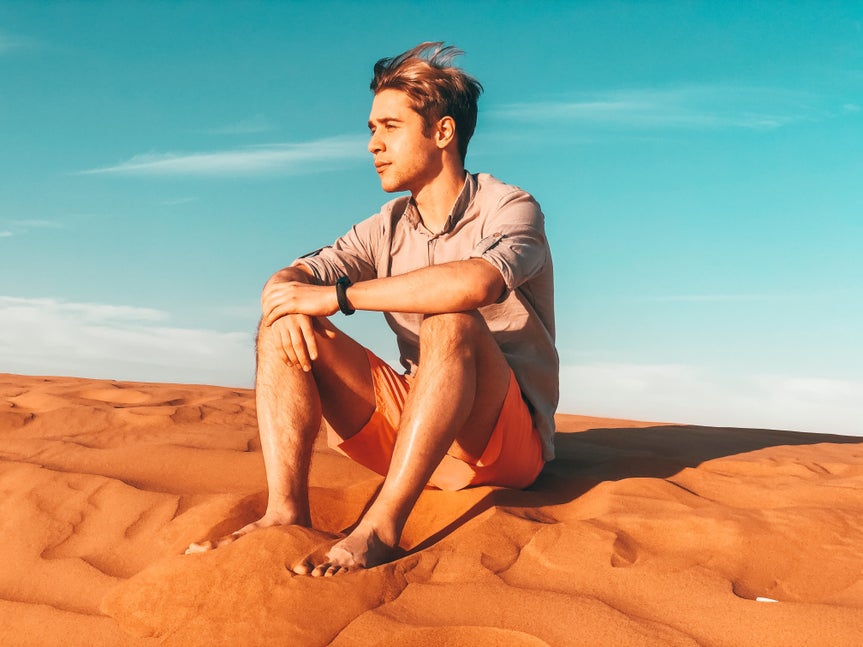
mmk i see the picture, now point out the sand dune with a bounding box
[1,372,862,646]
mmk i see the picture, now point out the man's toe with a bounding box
[323,565,346,577]
[184,541,213,554]
[291,561,312,575]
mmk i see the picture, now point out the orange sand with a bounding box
[1,373,862,646]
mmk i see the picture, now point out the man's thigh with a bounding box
[310,317,377,439]
[325,349,408,477]
[432,369,544,490]
[418,311,513,463]
[329,354,543,491]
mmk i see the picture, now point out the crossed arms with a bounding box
[261,259,505,371]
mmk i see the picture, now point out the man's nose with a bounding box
[368,133,382,154]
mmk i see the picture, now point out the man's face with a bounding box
[368,89,441,194]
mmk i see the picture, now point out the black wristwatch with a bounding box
[335,276,355,315]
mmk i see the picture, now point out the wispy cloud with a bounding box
[0,296,167,323]
[7,219,63,229]
[79,135,368,177]
[0,219,64,239]
[637,294,792,304]
[492,85,824,131]
[205,114,276,135]
[0,296,254,387]
[0,32,19,54]
[560,362,863,436]
[158,197,199,206]
[0,29,36,54]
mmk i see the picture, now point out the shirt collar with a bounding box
[402,172,476,232]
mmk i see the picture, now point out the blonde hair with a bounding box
[371,42,483,162]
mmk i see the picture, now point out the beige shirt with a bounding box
[299,172,558,460]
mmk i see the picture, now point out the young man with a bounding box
[189,42,558,575]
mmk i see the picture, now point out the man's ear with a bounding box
[435,116,457,150]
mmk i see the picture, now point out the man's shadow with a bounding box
[408,423,862,554]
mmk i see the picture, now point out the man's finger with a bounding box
[276,321,297,367]
[261,285,285,321]
[265,304,287,327]
[299,316,318,363]
[288,322,312,372]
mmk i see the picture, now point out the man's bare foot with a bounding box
[185,509,308,554]
[291,524,399,576]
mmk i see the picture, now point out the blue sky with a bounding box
[2,1,861,434]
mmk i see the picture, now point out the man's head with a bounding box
[370,42,483,163]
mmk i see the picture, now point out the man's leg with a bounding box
[186,316,375,552]
[295,311,512,575]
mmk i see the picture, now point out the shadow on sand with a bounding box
[408,424,863,555]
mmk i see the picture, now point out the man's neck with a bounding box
[412,165,467,233]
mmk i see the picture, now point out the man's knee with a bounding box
[255,316,331,358]
[255,317,281,354]
[418,311,488,356]
[256,319,284,369]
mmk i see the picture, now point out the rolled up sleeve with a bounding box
[294,214,382,285]
[469,190,548,292]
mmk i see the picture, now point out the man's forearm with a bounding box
[267,263,315,287]
[261,263,322,322]
[345,259,504,314]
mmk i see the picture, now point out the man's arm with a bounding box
[261,263,329,372]
[345,259,504,315]
[261,258,504,326]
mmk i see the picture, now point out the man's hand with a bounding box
[260,267,340,372]
[262,281,340,326]
[270,314,319,372]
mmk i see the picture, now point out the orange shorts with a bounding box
[326,350,545,491]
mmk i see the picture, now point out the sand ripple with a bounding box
[2,374,862,646]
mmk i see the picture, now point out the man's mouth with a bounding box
[375,162,390,174]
